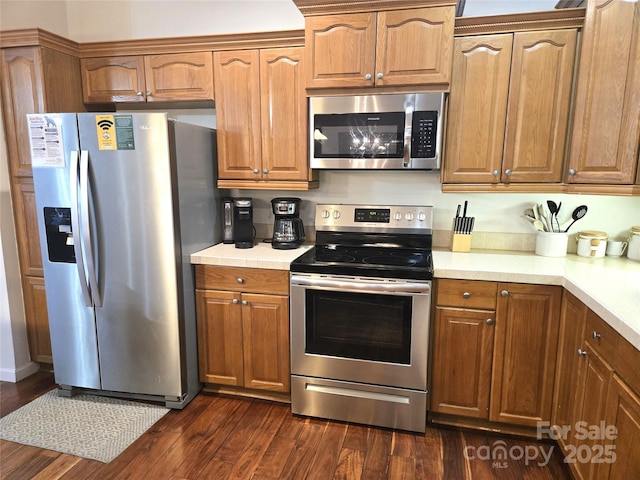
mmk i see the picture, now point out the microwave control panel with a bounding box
[411,111,438,159]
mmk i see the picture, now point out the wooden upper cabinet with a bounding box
[304,6,454,89]
[81,56,145,103]
[443,34,512,183]
[144,52,214,102]
[214,49,262,180]
[567,0,640,184]
[443,29,577,185]
[81,52,214,103]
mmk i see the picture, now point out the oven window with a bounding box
[313,112,405,159]
[305,289,412,364]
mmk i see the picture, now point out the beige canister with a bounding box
[627,226,640,261]
[576,231,608,258]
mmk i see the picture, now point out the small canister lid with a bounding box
[631,226,640,234]
[578,230,608,239]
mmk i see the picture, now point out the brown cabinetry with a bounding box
[195,265,291,395]
[432,279,561,429]
[553,292,640,480]
[443,29,577,185]
[304,6,454,90]
[1,38,85,366]
[566,0,640,186]
[80,52,214,103]
[214,47,316,189]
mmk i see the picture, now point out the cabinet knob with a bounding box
[592,331,601,339]
[568,169,576,176]
[232,298,239,304]
[253,168,259,174]
[263,168,268,174]
[377,72,384,79]
[492,170,499,176]
[365,73,372,80]
[463,292,471,298]
[504,169,512,176]
[237,278,244,284]
[501,290,509,297]
[146,91,151,96]
[241,300,248,306]
[136,91,143,96]
[486,318,494,325]
[578,348,588,356]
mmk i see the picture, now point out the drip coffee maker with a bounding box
[271,197,305,249]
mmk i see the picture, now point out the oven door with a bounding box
[290,273,431,391]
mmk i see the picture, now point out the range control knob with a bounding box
[405,212,414,221]
[333,210,341,219]
[417,212,426,221]
[321,210,330,219]
[394,212,403,221]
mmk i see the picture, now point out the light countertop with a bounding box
[191,243,640,351]
[433,250,640,351]
[190,241,312,270]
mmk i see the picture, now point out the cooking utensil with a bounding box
[546,200,559,232]
[533,219,546,232]
[539,203,552,232]
[564,205,588,232]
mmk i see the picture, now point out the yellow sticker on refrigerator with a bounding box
[95,114,135,150]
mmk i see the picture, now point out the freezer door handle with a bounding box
[79,150,102,307]
[70,150,92,306]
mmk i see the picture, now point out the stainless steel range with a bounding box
[289,204,433,433]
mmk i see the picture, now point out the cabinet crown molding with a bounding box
[293,0,456,16]
[454,8,585,35]
[0,28,80,55]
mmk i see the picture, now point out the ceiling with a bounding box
[458,0,582,17]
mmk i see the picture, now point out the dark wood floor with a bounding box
[1,371,573,480]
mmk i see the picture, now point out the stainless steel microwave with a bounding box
[309,93,445,170]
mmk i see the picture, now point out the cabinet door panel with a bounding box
[144,52,214,102]
[12,178,43,276]
[242,293,290,392]
[376,7,453,86]
[567,0,640,183]
[443,34,512,183]
[195,289,244,386]
[260,47,308,181]
[490,284,561,426]
[22,276,52,364]
[80,56,145,103]
[305,13,376,88]
[431,307,495,418]
[214,50,261,180]
[503,29,577,183]
[1,47,45,177]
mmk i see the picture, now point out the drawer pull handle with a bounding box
[463,292,471,298]
[241,300,248,306]
[592,331,601,339]
[232,299,239,304]
[501,290,509,297]
[237,278,244,284]
[486,318,494,325]
[578,348,588,356]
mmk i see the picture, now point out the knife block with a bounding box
[450,218,472,252]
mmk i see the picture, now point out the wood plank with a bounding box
[333,448,365,479]
[306,421,348,480]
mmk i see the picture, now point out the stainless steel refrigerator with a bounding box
[27,112,221,408]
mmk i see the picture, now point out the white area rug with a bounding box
[0,389,170,463]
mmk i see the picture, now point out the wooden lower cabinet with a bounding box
[553,292,640,480]
[22,276,52,364]
[431,280,561,429]
[194,265,290,395]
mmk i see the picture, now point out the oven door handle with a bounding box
[290,275,430,295]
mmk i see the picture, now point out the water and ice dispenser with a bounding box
[43,207,76,263]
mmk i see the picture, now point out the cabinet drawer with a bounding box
[195,265,289,295]
[436,279,497,309]
[585,310,618,362]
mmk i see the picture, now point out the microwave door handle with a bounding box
[403,104,414,168]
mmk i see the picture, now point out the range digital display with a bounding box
[354,208,390,223]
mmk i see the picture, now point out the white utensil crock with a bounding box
[535,232,569,257]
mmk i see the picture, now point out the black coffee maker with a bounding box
[233,197,254,249]
[271,197,305,249]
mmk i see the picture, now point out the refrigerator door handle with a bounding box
[70,150,92,306]
[79,149,102,307]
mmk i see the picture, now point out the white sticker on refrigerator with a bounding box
[27,114,65,167]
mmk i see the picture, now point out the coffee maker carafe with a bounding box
[271,197,305,249]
